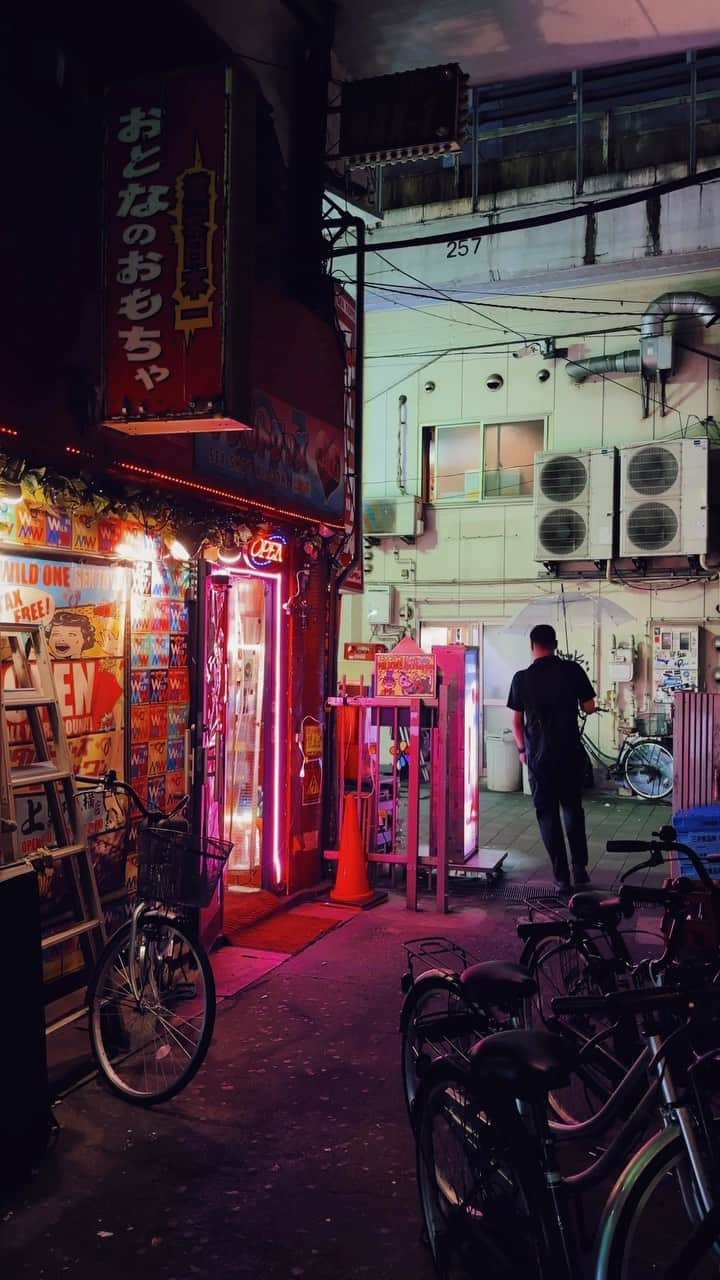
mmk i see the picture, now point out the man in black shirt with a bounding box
[507,624,596,893]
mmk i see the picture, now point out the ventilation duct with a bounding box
[565,291,718,415]
[640,292,718,340]
[566,351,640,382]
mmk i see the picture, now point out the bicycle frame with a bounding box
[523,1011,720,1280]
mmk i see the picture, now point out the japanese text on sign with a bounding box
[115,106,171,395]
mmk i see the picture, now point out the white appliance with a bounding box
[533,448,616,562]
[365,585,397,626]
[362,496,424,539]
[620,438,708,557]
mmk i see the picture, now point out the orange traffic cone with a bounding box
[331,798,376,906]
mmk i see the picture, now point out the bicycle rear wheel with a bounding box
[415,1066,544,1278]
[88,914,215,1106]
[624,739,673,800]
[400,972,489,1121]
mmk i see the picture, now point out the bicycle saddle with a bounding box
[569,890,623,927]
[460,960,537,1004]
[470,1029,577,1101]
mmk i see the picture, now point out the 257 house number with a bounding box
[446,238,481,257]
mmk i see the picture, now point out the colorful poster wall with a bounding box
[129,556,191,813]
[1,512,192,982]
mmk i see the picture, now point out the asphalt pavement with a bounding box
[2,790,668,1278]
[2,892,523,1280]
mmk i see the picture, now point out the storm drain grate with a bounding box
[446,880,564,904]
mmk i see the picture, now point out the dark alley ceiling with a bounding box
[333,0,719,83]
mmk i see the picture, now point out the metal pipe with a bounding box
[640,291,718,340]
[573,69,584,195]
[335,215,365,592]
[567,292,718,382]
[566,350,641,382]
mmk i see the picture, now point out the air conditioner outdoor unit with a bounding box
[620,438,708,557]
[533,448,616,562]
[362,495,424,539]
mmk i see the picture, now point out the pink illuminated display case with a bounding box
[431,645,480,863]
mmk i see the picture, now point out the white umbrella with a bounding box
[503,592,633,640]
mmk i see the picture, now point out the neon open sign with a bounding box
[245,534,286,570]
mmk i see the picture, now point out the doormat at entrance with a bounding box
[224,904,357,953]
[223,890,283,942]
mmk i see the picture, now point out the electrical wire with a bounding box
[366,352,451,403]
[347,250,720,429]
[371,249,530,343]
[361,322,644,357]
[330,265,504,333]
[358,280,671,319]
[363,284,510,333]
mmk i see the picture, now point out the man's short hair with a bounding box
[530,624,558,650]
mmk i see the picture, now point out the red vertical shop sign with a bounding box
[103,70,229,426]
[334,285,363,593]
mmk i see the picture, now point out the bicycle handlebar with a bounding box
[607,840,654,853]
[606,826,717,893]
[553,985,720,1020]
[75,770,188,822]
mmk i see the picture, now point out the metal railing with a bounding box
[346,46,720,215]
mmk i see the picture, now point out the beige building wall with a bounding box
[339,206,720,759]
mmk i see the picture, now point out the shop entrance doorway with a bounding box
[200,568,278,946]
[224,576,266,890]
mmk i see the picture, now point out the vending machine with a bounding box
[431,645,480,863]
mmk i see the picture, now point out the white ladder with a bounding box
[0,622,107,1033]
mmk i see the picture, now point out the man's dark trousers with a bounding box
[529,762,589,885]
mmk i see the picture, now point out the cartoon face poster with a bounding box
[1,556,128,771]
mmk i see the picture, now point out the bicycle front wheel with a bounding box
[624,739,673,800]
[415,1066,544,1278]
[596,1127,719,1280]
[88,915,215,1106]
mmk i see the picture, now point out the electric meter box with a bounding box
[639,335,673,374]
[608,650,633,682]
[652,624,700,706]
[365,585,397,626]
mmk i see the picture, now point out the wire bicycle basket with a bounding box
[137,827,232,909]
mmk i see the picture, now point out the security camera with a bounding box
[424,381,436,392]
[486,373,504,391]
[537,368,551,383]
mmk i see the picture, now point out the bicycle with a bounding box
[415,979,720,1280]
[400,829,719,1125]
[76,771,231,1106]
[581,707,673,800]
[525,829,720,1118]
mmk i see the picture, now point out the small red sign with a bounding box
[344,642,387,661]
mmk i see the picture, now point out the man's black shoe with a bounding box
[554,879,571,896]
[572,869,591,887]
